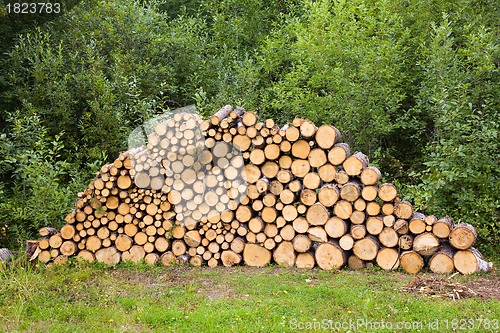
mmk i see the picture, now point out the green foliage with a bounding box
[0,107,102,243]
[404,14,500,253]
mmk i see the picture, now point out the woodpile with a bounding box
[34,105,492,274]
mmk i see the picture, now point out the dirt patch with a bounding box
[400,275,500,300]
[467,276,500,301]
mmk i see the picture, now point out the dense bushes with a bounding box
[0,0,498,253]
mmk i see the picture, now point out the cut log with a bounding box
[292,217,309,234]
[360,166,381,186]
[273,241,296,267]
[328,143,350,165]
[433,216,454,238]
[161,252,177,266]
[60,241,77,256]
[378,227,399,248]
[394,201,413,219]
[340,181,361,202]
[299,119,317,138]
[398,234,414,251]
[221,250,242,267]
[449,223,477,250]
[413,232,440,256]
[122,245,146,263]
[308,148,327,168]
[376,247,400,271]
[60,224,76,240]
[454,247,493,275]
[115,235,133,252]
[318,164,336,182]
[378,183,397,202]
[39,227,59,237]
[49,234,63,249]
[408,212,426,235]
[315,241,347,270]
[343,152,368,176]
[339,234,354,251]
[291,140,310,160]
[292,234,312,253]
[400,250,424,274]
[318,184,339,207]
[306,203,329,226]
[210,105,233,126]
[76,250,95,262]
[0,248,14,265]
[348,255,370,270]
[361,186,378,202]
[353,236,379,261]
[300,189,317,206]
[324,217,348,239]
[333,200,352,220]
[315,125,341,149]
[429,245,456,274]
[145,253,160,265]
[350,224,366,240]
[243,244,271,267]
[366,216,384,235]
[295,252,315,269]
[95,247,121,265]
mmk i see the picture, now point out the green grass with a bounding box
[1,261,499,332]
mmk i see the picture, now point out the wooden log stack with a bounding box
[35,105,493,274]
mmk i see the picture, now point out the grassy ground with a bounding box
[1,261,499,332]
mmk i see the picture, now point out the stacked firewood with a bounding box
[34,105,493,274]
